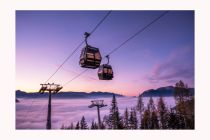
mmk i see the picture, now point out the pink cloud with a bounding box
[146,45,194,86]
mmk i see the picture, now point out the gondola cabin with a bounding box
[79,45,102,69]
[98,64,113,80]
[79,32,102,69]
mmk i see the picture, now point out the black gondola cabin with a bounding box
[98,64,113,80]
[79,45,102,69]
[79,32,102,69]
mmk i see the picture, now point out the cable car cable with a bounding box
[61,11,169,87]
[97,11,169,80]
[90,11,112,35]
[44,40,84,84]
[44,11,112,84]
[107,11,169,56]
[28,11,111,126]
[62,69,89,87]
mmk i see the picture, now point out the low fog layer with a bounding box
[16,97,175,129]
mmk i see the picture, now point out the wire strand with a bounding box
[44,11,112,84]
[107,11,169,56]
[90,11,112,34]
[44,40,85,83]
[61,11,169,88]
[62,69,89,87]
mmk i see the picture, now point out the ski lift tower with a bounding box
[88,100,107,129]
[39,83,62,129]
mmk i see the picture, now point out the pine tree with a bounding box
[129,108,138,129]
[186,96,194,129]
[141,109,150,129]
[123,108,129,129]
[150,111,159,129]
[65,122,74,129]
[100,122,106,129]
[103,115,112,129]
[137,94,144,127]
[177,113,186,129]
[133,108,138,129]
[129,108,134,129]
[174,80,190,103]
[91,121,99,129]
[168,109,180,129]
[80,116,88,129]
[157,97,169,129]
[70,122,74,129]
[147,97,159,129]
[91,121,94,129]
[75,121,80,129]
[61,124,65,129]
[174,80,194,129]
[148,97,156,113]
[109,94,123,129]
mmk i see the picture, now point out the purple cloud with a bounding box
[146,46,194,86]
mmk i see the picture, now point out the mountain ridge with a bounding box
[16,90,124,99]
[140,86,194,97]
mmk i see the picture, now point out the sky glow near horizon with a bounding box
[16,11,194,96]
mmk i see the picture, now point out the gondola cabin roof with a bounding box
[99,64,112,68]
[85,45,100,52]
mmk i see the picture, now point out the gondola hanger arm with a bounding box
[106,55,110,64]
[84,32,91,45]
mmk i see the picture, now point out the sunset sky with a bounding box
[16,11,194,96]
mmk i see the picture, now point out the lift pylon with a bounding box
[88,100,107,129]
[39,83,62,129]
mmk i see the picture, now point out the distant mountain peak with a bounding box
[140,86,194,97]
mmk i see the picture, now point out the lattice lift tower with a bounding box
[88,100,107,129]
[39,83,62,129]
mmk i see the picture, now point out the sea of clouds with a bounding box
[16,97,175,129]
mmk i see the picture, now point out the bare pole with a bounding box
[46,90,52,129]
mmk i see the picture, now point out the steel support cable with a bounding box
[107,11,169,56]
[44,11,112,84]
[28,11,111,129]
[61,11,169,88]
[62,69,89,87]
